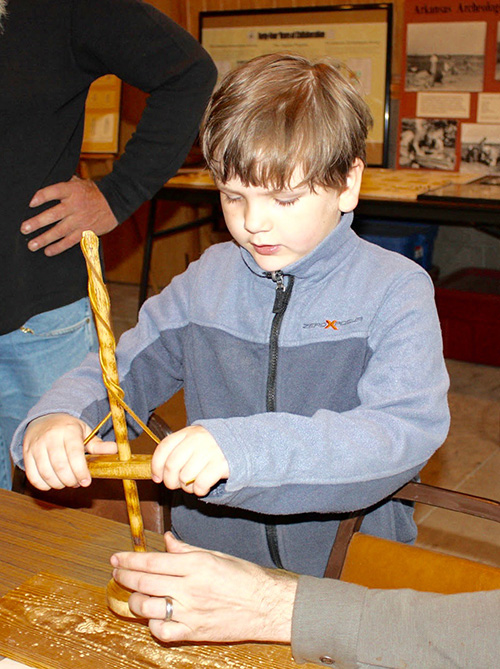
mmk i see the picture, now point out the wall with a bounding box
[433,228,500,277]
[102,0,497,286]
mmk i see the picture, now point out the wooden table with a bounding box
[161,167,500,228]
[0,489,165,598]
[0,490,310,668]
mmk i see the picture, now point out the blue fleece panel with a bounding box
[11,211,450,576]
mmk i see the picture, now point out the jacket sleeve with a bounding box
[198,270,450,514]
[291,576,500,668]
[72,0,217,222]
[9,262,195,468]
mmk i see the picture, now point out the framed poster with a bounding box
[398,0,500,173]
[199,4,392,167]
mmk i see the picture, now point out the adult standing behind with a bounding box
[0,0,217,489]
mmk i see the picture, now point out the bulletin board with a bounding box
[398,0,500,173]
[81,75,122,154]
[199,4,393,167]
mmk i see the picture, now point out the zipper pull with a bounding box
[271,271,286,313]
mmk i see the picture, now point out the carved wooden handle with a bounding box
[81,230,147,551]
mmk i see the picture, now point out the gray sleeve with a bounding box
[9,262,196,467]
[291,576,500,668]
[291,576,364,668]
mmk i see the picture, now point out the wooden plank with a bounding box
[0,492,317,668]
[0,491,164,598]
[0,573,310,669]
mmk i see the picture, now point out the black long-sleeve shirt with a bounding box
[0,0,216,334]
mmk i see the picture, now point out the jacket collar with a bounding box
[240,211,358,283]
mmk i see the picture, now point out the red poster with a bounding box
[398,0,500,173]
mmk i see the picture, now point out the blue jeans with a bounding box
[0,298,98,490]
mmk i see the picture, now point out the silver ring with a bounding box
[164,596,174,622]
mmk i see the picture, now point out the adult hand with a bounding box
[111,532,298,644]
[151,425,229,497]
[21,176,118,256]
[23,413,117,490]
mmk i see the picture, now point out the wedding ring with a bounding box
[164,596,174,622]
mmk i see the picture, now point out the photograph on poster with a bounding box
[461,123,500,173]
[400,118,457,170]
[405,22,486,92]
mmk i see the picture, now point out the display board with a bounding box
[398,0,500,173]
[81,75,121,154]
[200,4,392,167]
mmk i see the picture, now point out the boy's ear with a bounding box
[338,159,364,213]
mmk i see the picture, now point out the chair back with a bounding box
[325,481,500,593]
[340,533,500,593]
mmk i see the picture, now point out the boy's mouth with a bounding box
[252,244,280,255]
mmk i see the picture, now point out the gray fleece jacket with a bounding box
[11,211,450,577]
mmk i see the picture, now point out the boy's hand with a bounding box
[151,425,229,497]
[23,413,117,491]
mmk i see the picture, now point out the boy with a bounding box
[13,54,449,577]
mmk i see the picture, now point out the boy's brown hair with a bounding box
[200,53,373,191]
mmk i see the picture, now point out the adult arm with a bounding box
[292,576,500,668]
[22,0,217,254]
[111,536,499,668]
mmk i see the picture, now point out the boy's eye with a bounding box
[222,193,241,204]
[275,198,299,207]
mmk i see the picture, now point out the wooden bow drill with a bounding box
[80,230,160,553]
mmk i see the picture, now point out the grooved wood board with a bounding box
[0,573,308,669]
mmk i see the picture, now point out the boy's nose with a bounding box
[243,203,271,234]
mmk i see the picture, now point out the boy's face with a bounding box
[217,162,363,272]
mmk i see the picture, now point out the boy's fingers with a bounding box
[84,438,118,455]
[22,414,93,489]
[24,436,79,489]
[183,452,229,497]
[191,465,220,497]
[46,450,88,488]
[23,454,53,491]
[178,453,204,489]
[150,431,185,483]
[158,441,194,490]
[53,433,91,486]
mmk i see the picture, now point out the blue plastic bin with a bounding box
[353,219,438,270]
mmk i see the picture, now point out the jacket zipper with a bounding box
[265,270,294,568]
